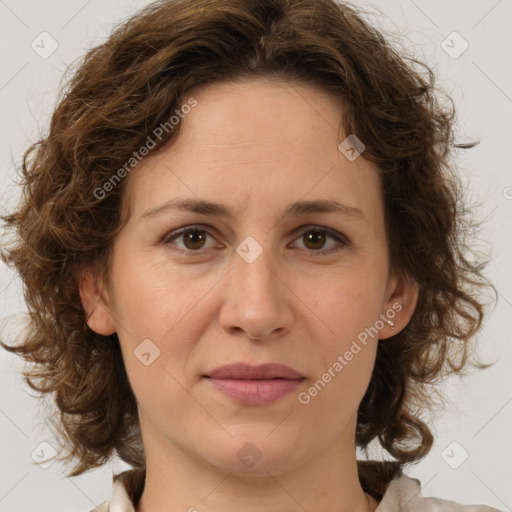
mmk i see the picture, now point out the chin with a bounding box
[202,429,306,476]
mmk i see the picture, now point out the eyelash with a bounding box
[160,225,349,257]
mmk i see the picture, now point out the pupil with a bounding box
[306,231,325,250]
[185,231,204,249]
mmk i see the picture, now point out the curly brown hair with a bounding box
[1,0,495,482]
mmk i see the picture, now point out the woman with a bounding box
[1,0,502,510]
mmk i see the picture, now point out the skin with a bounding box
[79,78,418,512]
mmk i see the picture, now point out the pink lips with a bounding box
[204,363,305,405]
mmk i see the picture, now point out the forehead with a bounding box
[172,79,345,161]
[123,78,383,225]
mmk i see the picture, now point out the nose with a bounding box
[218,240,294,342]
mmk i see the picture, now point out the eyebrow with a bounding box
[140,198,366,221]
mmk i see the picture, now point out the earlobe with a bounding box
[77,267,117,336]
[379,272,419,340]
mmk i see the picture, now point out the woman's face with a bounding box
[81,78,417,476]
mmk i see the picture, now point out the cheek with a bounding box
[305,270,387,345]
[110,268,204,418]
[106,255,197,389]
[108,250,227,385]
[299,284,379,416]
[298,265,386,407]
[109,248,193,333]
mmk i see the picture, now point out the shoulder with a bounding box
[380,473,505,512]
[86,468,144,512]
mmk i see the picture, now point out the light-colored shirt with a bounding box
[87,465,504,512]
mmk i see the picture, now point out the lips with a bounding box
[205,363,304,380]
[203,363,305,405]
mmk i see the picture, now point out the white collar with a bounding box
[88,470,503,512]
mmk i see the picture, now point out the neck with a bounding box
[135,417,380,512]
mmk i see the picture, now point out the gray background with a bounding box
[1,0,511,510]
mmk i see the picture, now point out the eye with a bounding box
[289,226,348,256]
[160,225,349,256]
[161,226,219,254]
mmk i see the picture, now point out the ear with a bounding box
[378,270,419,340]
[77,267,116,336]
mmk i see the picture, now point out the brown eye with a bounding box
[163,227,217,254]
[291,226,348,256]
[162,224,348,257]
[303,230,327,251]
[181,229,208,250]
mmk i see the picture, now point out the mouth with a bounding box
[204,362,304,380]
[203,363,305,405]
